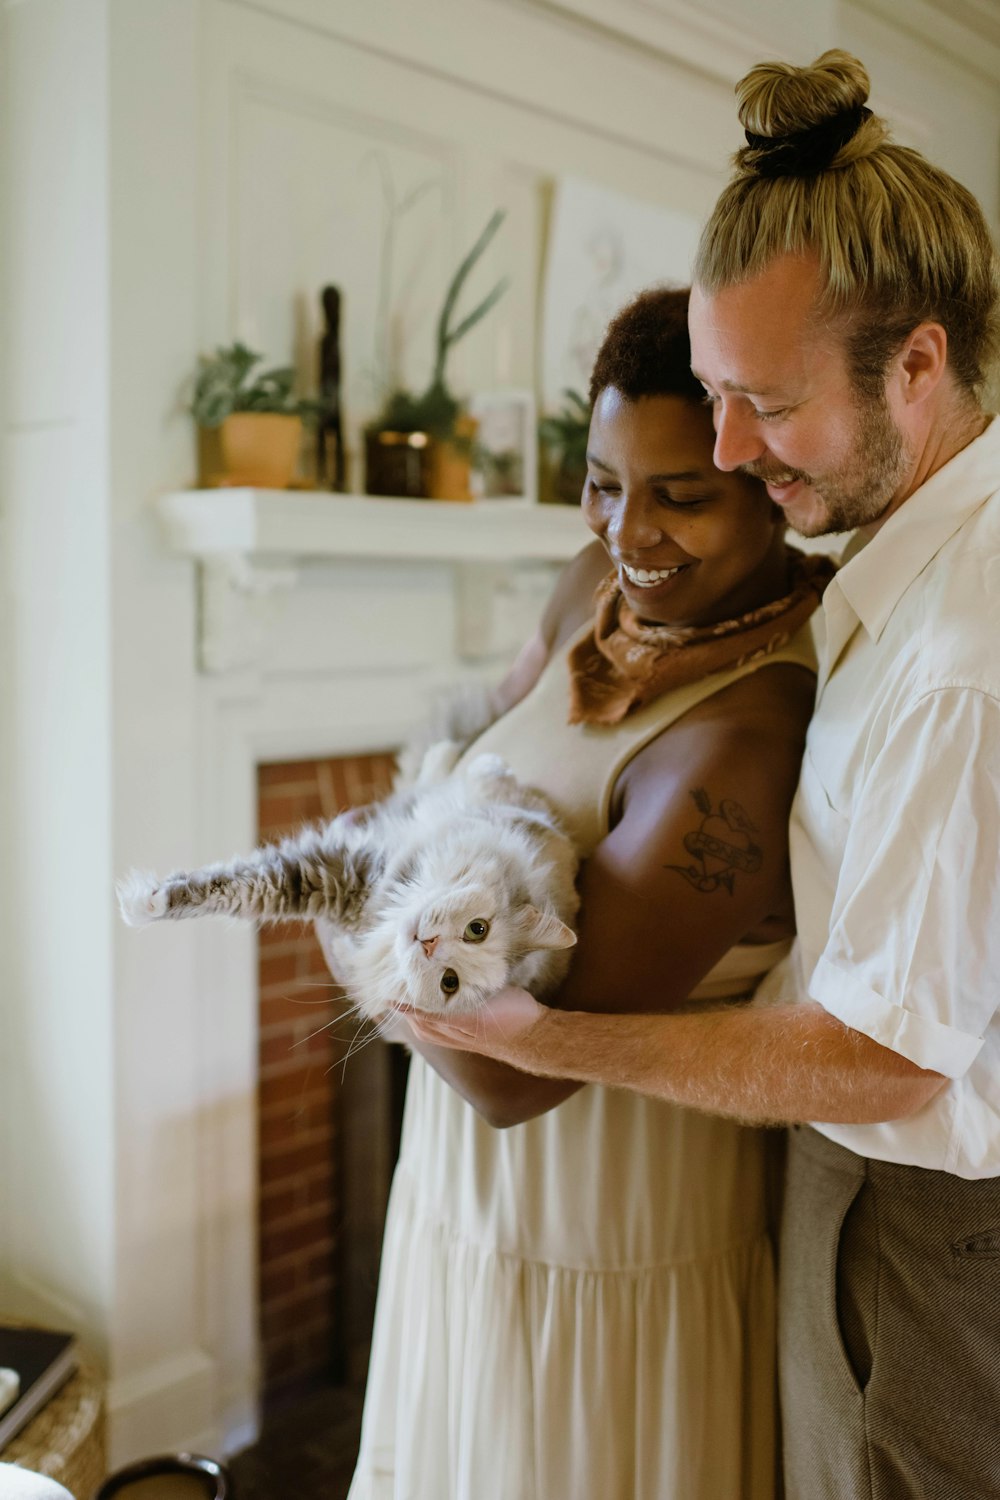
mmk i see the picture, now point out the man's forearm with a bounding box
[386,1016,581,1127]
[516,1002,944,1126]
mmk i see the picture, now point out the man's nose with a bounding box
[712,401,764,472]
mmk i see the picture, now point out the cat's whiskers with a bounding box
[288,1014,341,1051]
[338,1013,378,1080]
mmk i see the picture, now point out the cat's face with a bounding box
[392,880,574,1015]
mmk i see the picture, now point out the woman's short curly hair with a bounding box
[588,287,705,407]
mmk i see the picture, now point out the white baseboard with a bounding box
[106,1349,220,1466]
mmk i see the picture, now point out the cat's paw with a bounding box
[464,752,513,783]
[116,871,169,926]
[416,739,463,784]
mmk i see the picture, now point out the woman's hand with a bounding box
[404,986,548,1068]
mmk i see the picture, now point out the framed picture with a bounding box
[469,390,538,503]
[541,175,700,411]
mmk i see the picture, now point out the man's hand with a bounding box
[404,986,548,1066]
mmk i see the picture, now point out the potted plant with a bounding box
[539,388,591,504]
[191,341,312,489]
[366,211,509,500]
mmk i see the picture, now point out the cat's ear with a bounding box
[516,905,577,952]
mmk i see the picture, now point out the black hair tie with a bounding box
[745,103,872,177]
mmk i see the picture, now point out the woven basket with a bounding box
[3,1357,106,1500]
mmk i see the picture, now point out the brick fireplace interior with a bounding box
[256,752,409,1406]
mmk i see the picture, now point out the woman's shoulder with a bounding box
[622,658,815,806]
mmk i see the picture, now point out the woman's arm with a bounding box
[412,660,816,1127]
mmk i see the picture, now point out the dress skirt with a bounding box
[347,1054,778,1500]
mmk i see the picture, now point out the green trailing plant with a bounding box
[190,341,316,428]
[371,210,509,440]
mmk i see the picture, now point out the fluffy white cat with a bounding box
[118,750,579,1020]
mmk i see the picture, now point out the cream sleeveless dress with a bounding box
[348,622,817,1500]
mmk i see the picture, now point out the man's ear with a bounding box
[896,321,949,407]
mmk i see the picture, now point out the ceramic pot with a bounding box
[202,412,302,488]
[428,414,477,501]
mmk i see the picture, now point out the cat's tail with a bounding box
[117,827,379,928]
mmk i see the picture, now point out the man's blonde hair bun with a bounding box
[739,50,868,139]
[695,49,1000,400]
[736,50,885,177]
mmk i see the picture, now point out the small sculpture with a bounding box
[317,285,346,490]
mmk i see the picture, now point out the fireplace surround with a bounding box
[162,495,582,1447]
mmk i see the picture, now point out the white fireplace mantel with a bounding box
[157,489,590,565]
[157,490,591,674]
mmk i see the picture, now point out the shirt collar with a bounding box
[830,415,1000,644]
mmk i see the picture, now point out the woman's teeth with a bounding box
[621,563,685,587]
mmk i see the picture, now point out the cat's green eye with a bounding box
[463,919,490,943]
[440,969,460,996]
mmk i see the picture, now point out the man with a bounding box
[409,47,1000,1500]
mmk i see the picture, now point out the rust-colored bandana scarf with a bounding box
[567,549,835,726]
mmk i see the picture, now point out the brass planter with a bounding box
[199,413,303,489]
[365,429,432,498]
[220,412,302,488]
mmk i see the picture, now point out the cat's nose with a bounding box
[419,935,439,958]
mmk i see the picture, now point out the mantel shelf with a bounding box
[158,488,590,565]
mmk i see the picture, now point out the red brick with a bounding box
[257,794,316,833]
[258,950,303,989]
[260,1184,299,1223]
[261,1089,333,1126]
[259,1138,333,1185]
[305,1243,339,1283]
[258,1105,332,1156]
[259,1256,305,1302]
[263,757,340,788]
[261,1215,334,1264]
[303,1173,334,1209]
[259,989,329,1027]
[256,751,407,1400]
[257,1067,311,1109]
[258,1032,299,1070]
[257,930,307,958]
[261,1334,302,1381]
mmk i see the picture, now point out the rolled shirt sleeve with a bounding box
[807,687,1000,1078]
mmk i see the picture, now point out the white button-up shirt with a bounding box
[758,417,1000,1176]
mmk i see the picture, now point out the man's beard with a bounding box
[741,392,912,537]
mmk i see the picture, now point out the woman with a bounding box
[343,288,830,1500]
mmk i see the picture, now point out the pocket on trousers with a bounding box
[834,1177,877,1395]
[952,1227,1000,1259]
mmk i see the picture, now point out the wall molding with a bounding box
[851,0,1000,90]
[224,0,735,179]
[501,0,805,81]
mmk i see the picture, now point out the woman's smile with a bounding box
[619,560,691,588]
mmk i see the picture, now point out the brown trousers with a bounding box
[780,1125,1000,1500]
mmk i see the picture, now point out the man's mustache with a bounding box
[740,460,813,487]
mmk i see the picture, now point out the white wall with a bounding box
[0,0,116,1347]
[2,0,998,1466]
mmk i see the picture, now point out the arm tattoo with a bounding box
[665,788,763,896]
